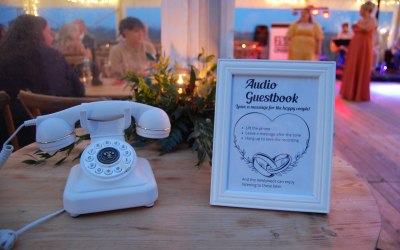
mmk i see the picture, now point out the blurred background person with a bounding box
[372,29,381,73]
[109,17,156,77]
[390,34,400,71]
[337,22,353,39]
[74,19,102,85]
[54,22,88,56]
[340,1,377,102]
[253,25,269,59]
[54,22,89,78]
[336,22,353,66]
[0,14,85,146]
[286,6,324,61]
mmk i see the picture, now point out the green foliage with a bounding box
[23,50,217,167]
[122,50,217,166]
[22,133,89,166]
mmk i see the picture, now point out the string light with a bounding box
[293,7,330,18]
[263,0,307,7]
[357,0,400,6]
[23,0,40,16]
[67,0,117,5]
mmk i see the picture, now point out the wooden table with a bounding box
[0,144,381,250]
[85,78,131,99]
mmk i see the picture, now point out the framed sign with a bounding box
[210,59,335,213]
[269,23,290,60]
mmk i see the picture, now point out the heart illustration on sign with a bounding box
[233,112,310,177]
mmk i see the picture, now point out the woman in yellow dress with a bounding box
[286,7,324,60]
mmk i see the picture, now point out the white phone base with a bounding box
[63,157,158,217]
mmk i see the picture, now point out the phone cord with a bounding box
[0,208,65,250]
[0,119,36,170]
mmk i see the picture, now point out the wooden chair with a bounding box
[0,91,20,149]
[18,90,102,119]
[64,53,86,66]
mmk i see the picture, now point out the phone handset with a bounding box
[35,101,170,154]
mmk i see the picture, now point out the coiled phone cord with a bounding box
[0,209,65,250]
[0,119,36,170]
[0,118,64,250]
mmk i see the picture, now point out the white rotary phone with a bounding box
[33,101,170,217]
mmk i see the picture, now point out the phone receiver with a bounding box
[35,101,170,154]
[33,101,171,217]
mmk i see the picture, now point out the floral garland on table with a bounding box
[24,50,217,166]
[122,50,216,166]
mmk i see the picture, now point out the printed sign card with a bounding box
[210,59,335,213]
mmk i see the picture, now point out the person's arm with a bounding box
[286,23,296,58]
[144,41,156,60]
[66,65,85,97]
[316,39,322,56]
[108,45,124,77]
[356,18,377,32]
[314,23,324,56]
[62,50,85,97]
[286,23,295,43]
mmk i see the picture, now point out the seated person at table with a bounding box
[54,22,91,77]
[0,14,85,147]
[73,19,102,84]
[336,23,353,65]
[109,17,156,77]
[54,22,90,57]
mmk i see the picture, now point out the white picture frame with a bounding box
[210,59,335,213]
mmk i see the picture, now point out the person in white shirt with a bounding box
[336,23,353,65]
[109,17,156,77]
[337,23,353,40]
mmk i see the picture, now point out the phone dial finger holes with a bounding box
[81,139,136,181]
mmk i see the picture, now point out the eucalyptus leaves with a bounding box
[24,50,217,166]
[122,50,217,166]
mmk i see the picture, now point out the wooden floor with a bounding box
[334,81,400,250]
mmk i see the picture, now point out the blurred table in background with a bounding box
[85,78,131,99]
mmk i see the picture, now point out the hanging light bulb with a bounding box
[67,0,117,6]
[23,0,40,16]
[323,10,330,18]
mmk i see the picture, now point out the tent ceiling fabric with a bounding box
[0,0,161,8]
[1,0,396,11]
[235,0,398,11]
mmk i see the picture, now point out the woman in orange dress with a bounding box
[340,1,377,102]
[286,7,324,61]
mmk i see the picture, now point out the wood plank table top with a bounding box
[84,78,131,99]
[0,143,381,250]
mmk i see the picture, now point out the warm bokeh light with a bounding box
[67,0,117,5]
[177,74,184,94]
[323,11,330,18]
[241,44,247,49]
[312,9,319,15]
[177,74,184,85]
[23,0,40,16]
